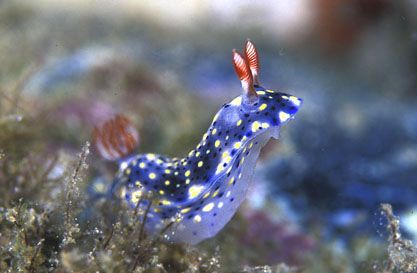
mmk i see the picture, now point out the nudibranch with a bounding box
[93,40,302,244]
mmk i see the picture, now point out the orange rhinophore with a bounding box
[93,114,139,161]
[232,49,258,102]
[244,39,260,86]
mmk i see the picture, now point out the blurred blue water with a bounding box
[264,88,417,238]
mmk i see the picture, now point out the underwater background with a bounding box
[1,0,417,272]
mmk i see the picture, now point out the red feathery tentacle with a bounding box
[244,39,260,86]
[107,120,123,156]
[232,49,258,102]
[94,126,115,160]
[117,115,137,153]
[93,114,139,161]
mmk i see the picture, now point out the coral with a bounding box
[61,142,90,248]
[0,141,221,272]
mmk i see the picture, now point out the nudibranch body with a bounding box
[94,40,302,244]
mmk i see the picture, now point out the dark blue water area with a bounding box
[263,87,417,240]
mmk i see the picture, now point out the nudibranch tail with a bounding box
[232,49,258,103]
[244,39,260,86]
[93,114,139,161]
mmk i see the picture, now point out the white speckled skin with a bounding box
[171,129,272,244]
[110,90,302,244]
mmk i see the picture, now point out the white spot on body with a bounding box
[289,95,301,106]
[188,185,205,199]
[258,103,267,111]
[251,121,261,132]
[146,154,156,160]
[181,207,191,213]
[193,215,202,223]
[230,96,242,106]
[215,140,221,148]
[261,122,270,129]
[161,199,171,205]
[279,111,291,123]
[202,202,215,212]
